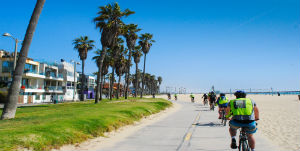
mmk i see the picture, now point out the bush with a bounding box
[0,91,8,103]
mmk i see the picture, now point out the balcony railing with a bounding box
[45,86,63,91]
[45,73,63,79]
[24,69,38,74]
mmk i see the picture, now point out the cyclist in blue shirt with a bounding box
[216,93,229,119]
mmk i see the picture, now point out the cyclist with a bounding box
[202,93,208,105]
[167,93,171,100]
[190,93,195,102]
[226,91,260,151]
[216,93,229,119]
[174,93,178,100]
[208,91,216,110]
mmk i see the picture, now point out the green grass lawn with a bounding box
[0,98,172,151]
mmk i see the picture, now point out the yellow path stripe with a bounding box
[185,133,192,141]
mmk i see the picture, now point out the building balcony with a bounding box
[44,73,63,81]
[44,86,63,93]
[22,85,45,93]
[23,70,45,79]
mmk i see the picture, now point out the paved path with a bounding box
[98,100,279,151]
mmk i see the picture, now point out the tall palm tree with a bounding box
[157,76,162,94]
[115,53,126,99]
[73,36,95,101]
[132,46,143,97]
[122,24,141,99]
[1,0,46,120]
[94,2,134,103]
[93,49,110,100]
[138,33,155,98]
[107,38,124,100]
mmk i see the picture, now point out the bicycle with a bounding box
[220,109,227,126]
[238,127,250,151]
[210,102,215,111]
[203,99,208,106]
[191,97,195,103]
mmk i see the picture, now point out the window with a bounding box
[36,95,40,100]
[22,79,29,88]
[42,95,46,100]
[24,64,37,73]
[67,71,73,77]
[2,61,13,73]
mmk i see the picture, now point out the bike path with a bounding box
[97,100,279,151]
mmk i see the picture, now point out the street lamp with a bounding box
[2,33,22,70]
[71,60,80,101]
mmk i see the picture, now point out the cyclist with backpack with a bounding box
[208,91,216,110]
[216,93,229,119]
[202,93,208,105]
[226,91,260,151]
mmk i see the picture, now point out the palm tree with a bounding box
[107,38,124,100]
[115,53,126,99]
[157,76,162,94]
[132,46,143,97]
[122,24,141,99]
[94,2,134,103]
[139,33,155,98]
[73,36,95,101]
[93,49,110,100]
[1,0,46,120]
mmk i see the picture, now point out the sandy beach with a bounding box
[156,93,300,151]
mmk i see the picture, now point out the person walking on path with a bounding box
[226,90,260,151]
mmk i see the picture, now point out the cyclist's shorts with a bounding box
[218,103,228,108]
[229,120,257,134]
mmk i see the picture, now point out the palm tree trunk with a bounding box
[135,63,138,98]
[95,46,107,103]
[110,66,115,100]
[117,74,121,99]
[100,73,104,100]
[125,50,132,99]
[1,0,45,120]
[123,73,127,97]
[140,54,147,98]
[81,60,85,101]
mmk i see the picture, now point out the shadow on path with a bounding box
[194,122,223,127]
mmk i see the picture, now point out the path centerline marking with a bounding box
[176,107,202,151]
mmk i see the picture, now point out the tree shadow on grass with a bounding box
[18,105,49,109]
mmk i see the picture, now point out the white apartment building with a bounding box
[0,50,79,104]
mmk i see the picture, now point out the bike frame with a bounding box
[239,128,250,151]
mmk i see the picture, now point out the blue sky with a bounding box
[0,0,299,92]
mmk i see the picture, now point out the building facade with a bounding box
[0,50,80,104]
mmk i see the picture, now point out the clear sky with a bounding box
[1,0,299,92]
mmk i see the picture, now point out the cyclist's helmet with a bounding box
[234,90,246,98]
[220,93,225,97]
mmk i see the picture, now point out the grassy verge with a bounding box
[0,98,172,151]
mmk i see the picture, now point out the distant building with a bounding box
[78,74,96,99]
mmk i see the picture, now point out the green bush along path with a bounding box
[0,98,172,151]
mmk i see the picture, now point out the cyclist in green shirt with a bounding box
[190,93,195,103]
[174,93,178,100]
[226,91,260,151]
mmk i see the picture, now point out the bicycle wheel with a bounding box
[242,140,249,151]
[223,118,227,126]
